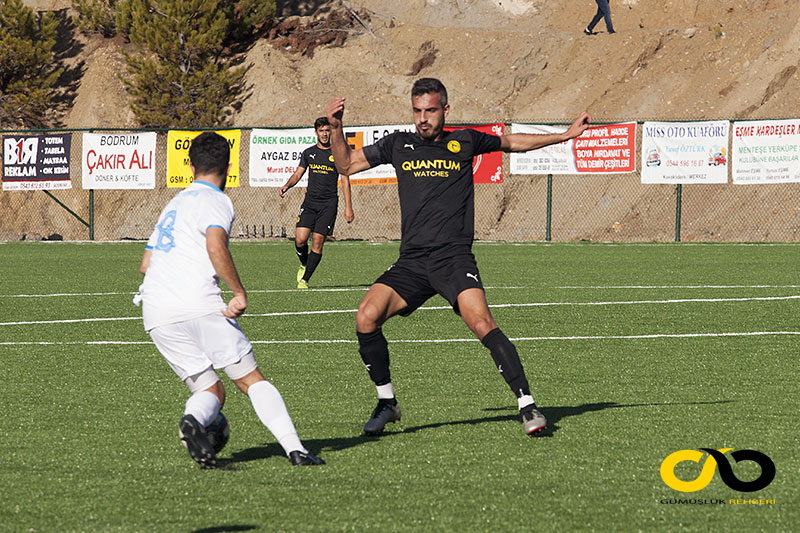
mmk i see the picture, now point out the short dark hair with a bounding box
[314,116,330,130]
[411,77,448,106]
[189,132,230,178]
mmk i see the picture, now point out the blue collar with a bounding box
[193,180,223,193]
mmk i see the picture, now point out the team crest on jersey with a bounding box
[329,155,334,162]
[447,140,461,153]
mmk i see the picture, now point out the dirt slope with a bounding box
[6,0,800,242]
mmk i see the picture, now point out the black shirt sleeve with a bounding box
[362,133,396,168]
[298,148,310,168]
[468,129,502,155]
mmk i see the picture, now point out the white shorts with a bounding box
[148,312,254,380]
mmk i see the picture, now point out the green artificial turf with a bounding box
[0,240,797,532]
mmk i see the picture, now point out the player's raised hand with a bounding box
[326,97,346,128]
[565,111,591,140]
[223,293,247,318]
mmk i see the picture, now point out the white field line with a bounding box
[0,286,526,298]
[2,284,797,299]
[2,331,800,346]
[1,295,799,327]
[558,285,800,289]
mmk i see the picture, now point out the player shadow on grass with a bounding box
[401,399,736,438]
[192,526,256,533]
[217,400,736,465]
[220,434,385,467]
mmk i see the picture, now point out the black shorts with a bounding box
[297,199,337,236]
[375,244,484,316]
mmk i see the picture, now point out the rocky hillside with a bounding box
[53,0,800,128]
[5,0,800,242]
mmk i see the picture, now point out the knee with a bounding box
[470,317,497,340]
[356,303,380,333]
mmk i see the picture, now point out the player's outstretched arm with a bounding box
[279,166,306,198]
[326,97,372,176]
[341,174,354,223]
[206,227,247,318]
[500,111,591,153]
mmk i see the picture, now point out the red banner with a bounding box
[571,123,636,173]
[444,123,505,183]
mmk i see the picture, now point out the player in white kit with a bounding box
[137,132,323,468]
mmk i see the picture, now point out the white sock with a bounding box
[376,382,395,399]
[518,395,535,410]
[248,380,306,456]
[184,390,221,427]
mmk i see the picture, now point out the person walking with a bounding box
[585,0,615,35]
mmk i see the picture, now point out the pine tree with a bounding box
[121,0,258,127]
[0,0,62,128]
[72,0,126,37]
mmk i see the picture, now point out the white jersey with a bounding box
[139,180,235,330]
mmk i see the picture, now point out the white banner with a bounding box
[641,121,729,184]
[510,124,575,174]
[81,132,156,189]
[732,120,800,184]
[341,124,415,183]
[249,128,315,187]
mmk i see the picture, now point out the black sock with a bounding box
[481,328,531,398]
[302,251,322,281]
[295,243,308,266]
[357,328,391,386]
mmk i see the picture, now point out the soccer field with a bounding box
[1,240,797,532]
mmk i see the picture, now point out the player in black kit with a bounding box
[326,78,590,437]
[280,117,354,289]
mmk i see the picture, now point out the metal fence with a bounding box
[2,124,799,242]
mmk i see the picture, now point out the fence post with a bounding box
[546,174,553,242]
[89,190,95,240]
[674,184,682,242]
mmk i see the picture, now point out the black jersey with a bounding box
[363,128,501,255]
[298,145,339,203]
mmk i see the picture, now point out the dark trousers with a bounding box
[587,0,614,33]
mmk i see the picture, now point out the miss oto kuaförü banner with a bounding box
[641,121,729,184]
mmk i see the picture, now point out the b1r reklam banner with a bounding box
[2,134,71,191]
[641,121,729,184]
[82,132,156,189]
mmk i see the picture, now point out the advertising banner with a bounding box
[249,128,316,187]
[342,124,415,185]
[444,123,505,183]
[2,134,71,191]
[732,120,800,184]
[333,123,504,185]
[510,122,636,174]
[81,132,156,189]
[641,121,729,184]
[166,130,241,188]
